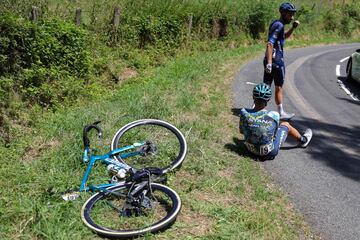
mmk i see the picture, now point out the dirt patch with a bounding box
[177,111,200,124]
[201,85,209,95]
[173,170,201,188]
[217,167,235,180]
[22,138,60,163]
[118,67,138,82]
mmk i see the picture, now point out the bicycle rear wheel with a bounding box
[111,119,187,173]
[81,183,181,238]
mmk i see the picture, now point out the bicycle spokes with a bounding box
[88,186,174,231]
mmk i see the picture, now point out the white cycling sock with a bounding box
[278,104,284,114]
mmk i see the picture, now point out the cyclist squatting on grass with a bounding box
[263,2,300,120]
[239,83,312,160]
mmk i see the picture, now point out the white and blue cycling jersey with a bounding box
[239,108,288,158]
[267,20,285,63]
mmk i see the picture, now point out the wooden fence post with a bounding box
[109,6,121,45]
[112,6,120,29]
[211,18,220,38]
[187,14,193,40]
[317,0,324,15]
[75,8,82,26]
[30,6,39,22]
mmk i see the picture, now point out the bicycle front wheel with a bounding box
[111,119,187,173]
[81,183,181,238]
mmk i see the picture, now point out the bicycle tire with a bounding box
[111,119,187,173]
[81,183,181,238]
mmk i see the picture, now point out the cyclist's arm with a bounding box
[285,21,299,38]
[265,42,273,65]
[268,111,280,128]
[265,22,279,64]
[239,109,246,134]
[239,124,244,134]
[239,117,244,134]
[284,27,295,39]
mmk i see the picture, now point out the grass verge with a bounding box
[2,34,357,239]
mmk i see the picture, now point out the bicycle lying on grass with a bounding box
[61,119,187,238]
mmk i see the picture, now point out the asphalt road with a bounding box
[232,43,360,240]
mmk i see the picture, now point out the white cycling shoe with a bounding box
[280,112,295,120]
[299,129,313,148]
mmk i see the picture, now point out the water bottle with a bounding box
[107,164,127,178]
[116,168,127,178]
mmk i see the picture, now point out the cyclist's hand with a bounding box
[265,63,272,74]
[292,20,300,29]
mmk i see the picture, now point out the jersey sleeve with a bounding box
[239,108,248,134]
[268,21,283,45]
[267,111,280,127]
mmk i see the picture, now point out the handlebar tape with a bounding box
[83,121,102,148]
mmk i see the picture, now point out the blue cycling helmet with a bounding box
[253,83,272,101]
[279,2,297,12]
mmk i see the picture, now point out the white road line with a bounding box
[246,81,257,85]
[337,79,351,95]
[340,56,349,63]
[336,65,341,76]
[351,94,360,101]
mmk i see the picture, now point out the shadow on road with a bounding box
[228,108,360,182]
[294,117,360,181]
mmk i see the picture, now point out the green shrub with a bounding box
[0,77,14,109]
[322,3,360,37]
[0,13,92,108]
[323,8,341,32]
[110,12,185,49]
[340,3,360,37]
[296,5,318,24]
[0,13,95,143]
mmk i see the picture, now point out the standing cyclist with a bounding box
[264,2,300,120]
[239,83,312,160]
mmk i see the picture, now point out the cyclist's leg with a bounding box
[281,121,312,147]
[280,121,301,141]
[272,62,285,106]
[266,125,289,159]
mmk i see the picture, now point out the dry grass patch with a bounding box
[22,138,60,163]
[177,111,200,123]
[118,67,138,82]
[176,206,215,237]
[217,167,235,180]
[192,189,246,207]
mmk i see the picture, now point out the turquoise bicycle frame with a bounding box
[79,142,145,192]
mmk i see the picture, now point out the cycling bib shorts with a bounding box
[263,59,285,87]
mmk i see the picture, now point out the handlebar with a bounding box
[83,121,102,148]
